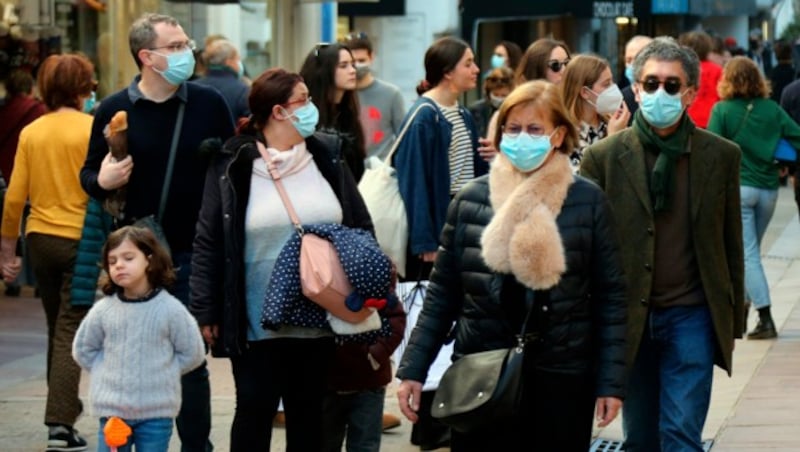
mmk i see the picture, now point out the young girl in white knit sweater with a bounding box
[73,226,204,451]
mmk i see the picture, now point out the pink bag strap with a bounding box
[256,141,303,231]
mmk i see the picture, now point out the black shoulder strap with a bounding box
[157,102,186,223]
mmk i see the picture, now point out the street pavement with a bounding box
[1,185,799,451]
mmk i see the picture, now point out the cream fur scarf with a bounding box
[481,152,574,290]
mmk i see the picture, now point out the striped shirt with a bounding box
[438,103,474,194]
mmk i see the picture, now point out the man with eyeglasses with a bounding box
[80,12,235,452]
[580,37,744,452]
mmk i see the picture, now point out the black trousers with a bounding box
[229,337,335,452]
[449,369,596,452]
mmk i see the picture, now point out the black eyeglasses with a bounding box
[639,76,683,95]
[547,59,570,73]
[314,43,332,58]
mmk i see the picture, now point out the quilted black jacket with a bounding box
[396,175,628,398]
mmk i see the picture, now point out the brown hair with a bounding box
[494,80,578,154]
[678,31,713,61]
[100,226,175,295]
[237,68,304,136]
[717,56,770,100]
[560,54,610,125]
[36,54,95,110]
[497,40,523,71]
[416,37,471,95]
[484,66,515,98]
[515,38,570,85]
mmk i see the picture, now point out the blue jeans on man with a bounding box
[97,417,173,452]
[322,388,385,452]
[623,305,715,452]
[171,252,213,452]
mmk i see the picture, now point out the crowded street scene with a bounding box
[1,0,800,450]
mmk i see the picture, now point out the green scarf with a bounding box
[633,110,695,212]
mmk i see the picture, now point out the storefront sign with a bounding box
[593,1,634,18]
[651,0,689,14]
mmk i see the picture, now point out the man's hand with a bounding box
[201,325,219,347]
[595,396,622,427]
[419,251,437,263]
[97,152,133,190]
[397,379,423,423]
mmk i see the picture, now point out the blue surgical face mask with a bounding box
[625,65,635,85]
[499,131,554,172]
[152,49,196,86]
[83,91,96,113]
[282,102,319,138]
[639,88,685,129]
[491,54,506,69]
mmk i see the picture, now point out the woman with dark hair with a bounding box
[190,67,373,451]
[515,38,571,85]
[300,43,367,181]
[707,56,800,340]
[489,40,523,72]
[0,54,95,451]
[679,30,722,128]
[397,80,627,451]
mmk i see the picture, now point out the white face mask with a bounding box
[489,94,506,108]
[587,83,623,115]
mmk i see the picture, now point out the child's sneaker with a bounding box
[46,425,88,452]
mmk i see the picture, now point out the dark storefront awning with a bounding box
[339,0,405,16]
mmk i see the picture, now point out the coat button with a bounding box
[646,227,654,235]
[644,263,652,271]
[224,213,230,219]
[640,298,648,306]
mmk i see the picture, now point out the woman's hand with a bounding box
[0,238,21,282]
[397,379,424,423]
[477,137,498,162]
[595,396,622,427]
[419,251,437,263]
[606,102,630,136]
[201,325,219,347]
[97,152,133,190]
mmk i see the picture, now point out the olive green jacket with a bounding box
[580,126,744,375]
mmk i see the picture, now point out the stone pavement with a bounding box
[1,185,799,451]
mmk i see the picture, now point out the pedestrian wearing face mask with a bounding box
[560,54,630,170]
[580,37,744,451]
[80,13,235,451]
[469,66,515,140]
[190,67,374,451]
[342,32,408,161]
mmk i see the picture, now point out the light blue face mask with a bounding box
[491,54,506,69]
[639,88,685,129]
[499,131,554,172]
[282,102,319,138]
[625,65,635,85]
[152,49,196,86]
[83,91,96,113]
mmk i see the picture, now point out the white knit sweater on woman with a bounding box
[72,288,205,420]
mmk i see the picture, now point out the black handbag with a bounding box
[431,291,537,432]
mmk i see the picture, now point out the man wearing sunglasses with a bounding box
[80,13,235,452]
[580,37,744,452]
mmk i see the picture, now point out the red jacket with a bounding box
[0,95,46,181]
[687,60,722,128]
[327,301,406,391]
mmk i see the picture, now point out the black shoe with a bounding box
[46,425,88,452]
[4,284,20,297]
[747,318,777,340]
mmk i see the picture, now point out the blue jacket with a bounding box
[393,97,488,258]
[70,197,113,306]
[194,68,250,122]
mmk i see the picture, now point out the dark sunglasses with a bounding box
[639,76,683,95]
[547,59,570,73]
[313,43,332,58]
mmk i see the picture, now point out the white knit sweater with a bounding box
[72,289,205,420]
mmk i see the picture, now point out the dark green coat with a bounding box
[580,126,744,375]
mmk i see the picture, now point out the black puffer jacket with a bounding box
[189,132,373,357]
[396,175,628,398]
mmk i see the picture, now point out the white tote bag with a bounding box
[358,103,436,278]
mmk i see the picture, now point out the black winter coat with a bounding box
[189,132,373,357]
[396,175,628,398]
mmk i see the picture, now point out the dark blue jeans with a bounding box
[623,305,715,452]
[322,388,385,452]
[171,252,213,452]
[98,417,172,452]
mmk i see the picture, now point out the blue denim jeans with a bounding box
[170,252,212,452]
[322,388,385,452]
[740,186,778,309]
[623,305,715,452]
[97,417,172,452]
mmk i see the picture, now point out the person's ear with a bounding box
[580,86,593,101]
[138,49,154,67]
[272,104,287,120]
[551,125,566,149]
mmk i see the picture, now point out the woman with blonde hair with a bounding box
[396,80,627,451]
[560,54,630,169]
[708,56,800,339]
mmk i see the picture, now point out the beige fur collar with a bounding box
[481,152,574,290]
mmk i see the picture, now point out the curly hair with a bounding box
[100,226,175,295]
[717,56,769,100]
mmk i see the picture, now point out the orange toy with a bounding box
[103,416,131,451]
